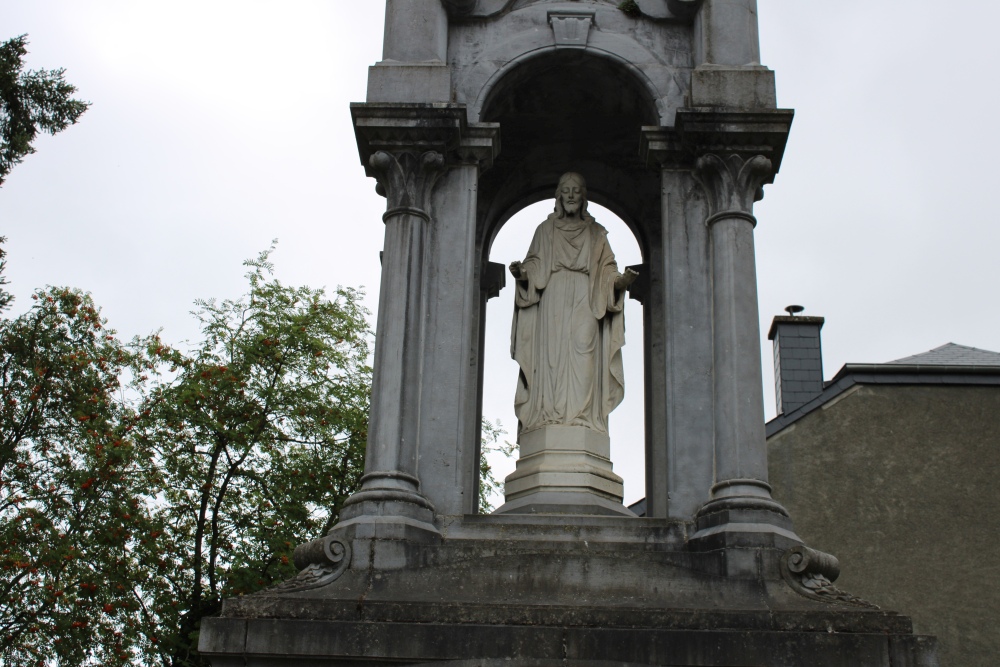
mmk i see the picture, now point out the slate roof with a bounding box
[766,342,1000,438]
[887,343,1000,367]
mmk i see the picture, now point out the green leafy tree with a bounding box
[0,238,12,313]
[0,241,372,666]
[0,237,513,665]
[0,34,89,185]
[478,419,515,513]
[0,244,157,665]
[134,246,372,666]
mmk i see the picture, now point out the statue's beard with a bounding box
[562,201,580,216]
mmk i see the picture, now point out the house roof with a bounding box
[888,343,1000,367]
[766,342,1000,438]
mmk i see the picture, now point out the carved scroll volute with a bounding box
[692,153,773,223]
[369,150,446,220]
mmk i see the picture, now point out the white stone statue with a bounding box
[509,172,638,438]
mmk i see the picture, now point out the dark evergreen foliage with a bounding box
[0,35,89,185]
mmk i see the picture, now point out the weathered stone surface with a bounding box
[366,63,451,103]
[200,515,936,665]
[691,65,777,109]
[500,426,627,506]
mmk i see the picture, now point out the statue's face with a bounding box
[559,179,584,216]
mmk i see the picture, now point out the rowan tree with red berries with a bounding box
[0,239,159,665]
[0,242,372,666]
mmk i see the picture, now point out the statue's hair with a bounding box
[554,172,589,219]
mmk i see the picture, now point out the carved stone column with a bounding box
[692,153,785,515]
[338,149,445,535]
[318,104,498,552]
[683,126,801,554]
[644,110,798,550]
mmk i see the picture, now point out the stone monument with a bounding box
[499,171,637,516]
[199,1,940,665]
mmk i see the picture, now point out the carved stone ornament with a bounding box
[692,153,773,223]
[369,150,446,219]
[266,536,352,594]
[548,11,594,48]
[780,545,880,609]
[442,0,703,21]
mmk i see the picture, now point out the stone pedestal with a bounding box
[495,425,631,516]
[199,516,938,667]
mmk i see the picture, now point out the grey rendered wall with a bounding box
[768,384,1000,667]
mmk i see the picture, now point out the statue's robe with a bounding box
[511,213,626,437]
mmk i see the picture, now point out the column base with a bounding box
[336,470,441,546]
[690,479,801,552]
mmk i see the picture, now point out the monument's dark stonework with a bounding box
[199,1,939,664]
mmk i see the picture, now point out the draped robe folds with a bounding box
[511,213,627,437]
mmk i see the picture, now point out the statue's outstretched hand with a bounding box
[615,267,639,290]
[509,260,524,280]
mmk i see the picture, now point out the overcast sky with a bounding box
[2,1,999,505]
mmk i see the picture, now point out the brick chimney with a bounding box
[768,310,825,415]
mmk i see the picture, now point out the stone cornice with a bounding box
[351,103,501,175]
[640,108,794,174]
[441,0,703,22]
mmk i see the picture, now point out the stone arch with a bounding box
[469,47,664,513]
[475,48,662,256]
[468,43,670,127]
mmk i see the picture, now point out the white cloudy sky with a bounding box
[2,1,999,505]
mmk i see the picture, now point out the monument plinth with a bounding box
[199,1,939,665]
[497,424,630,516]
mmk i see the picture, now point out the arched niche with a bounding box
[476,49,662,254]
[471,49,668,513]
[482,200,646,508]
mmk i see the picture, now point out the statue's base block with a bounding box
[200,515,938,666]
[497,425,630,515]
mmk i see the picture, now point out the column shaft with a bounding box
[365,209,427,487]
[709,213,770,496]
[692,153,787,518]
[340,150,444,523]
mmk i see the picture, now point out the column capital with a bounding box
[692,153,772,222]
[368,150,446,220]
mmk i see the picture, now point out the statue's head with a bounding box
[554,172,588,219]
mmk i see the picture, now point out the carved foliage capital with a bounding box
[692,153,773,220]
[369,150,446,219]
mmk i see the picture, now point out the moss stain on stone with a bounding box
[618,0,642,18]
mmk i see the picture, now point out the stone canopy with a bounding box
[198,2,941,665]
